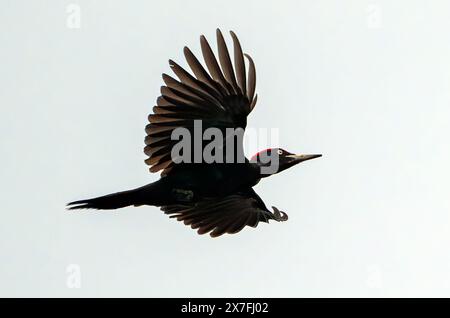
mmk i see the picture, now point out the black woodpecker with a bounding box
[67,29,321,237]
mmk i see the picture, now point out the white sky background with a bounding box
[1,0,450,297]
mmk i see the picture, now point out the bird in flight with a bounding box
[67,29,321,237]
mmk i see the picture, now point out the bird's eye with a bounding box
[277,149,283,155]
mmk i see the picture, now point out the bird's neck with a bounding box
[250,162,274,179]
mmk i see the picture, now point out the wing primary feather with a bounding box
[169,59,227,110]
[169,59,212,97]
[226,212,252,234]
[250,94,258,110]
[197,212,235,235]
[244,53,256,103]
[163,73,224,110]
[145,123,175,135]
[149,155,173,172]
[162,73,204,100]
[144,135,167,146]
[160,86,213,112]
[183,46,225,98]
[216,29,238,94]
[156,96,176,107]
[152,106,176,115]
[200,35,232,95]
[210,217,238,237]
[230,31,246,96]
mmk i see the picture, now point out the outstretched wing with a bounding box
[145,29,258,175]
[161,189,288,237]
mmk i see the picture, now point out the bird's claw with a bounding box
[271,206,288,221]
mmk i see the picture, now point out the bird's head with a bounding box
[250,148,322,176]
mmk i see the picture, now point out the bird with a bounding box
[67,29,321,237]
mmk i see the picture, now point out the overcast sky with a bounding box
[1,0,450,297]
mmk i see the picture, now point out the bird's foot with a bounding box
[172,188,194,202]
[271,206,288,221]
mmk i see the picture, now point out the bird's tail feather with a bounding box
[67,188,142,210]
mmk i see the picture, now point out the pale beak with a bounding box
[287,154,322,163]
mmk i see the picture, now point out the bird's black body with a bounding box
[70,162,261,210]
[68,29,321,237]
[163,162,261,201]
